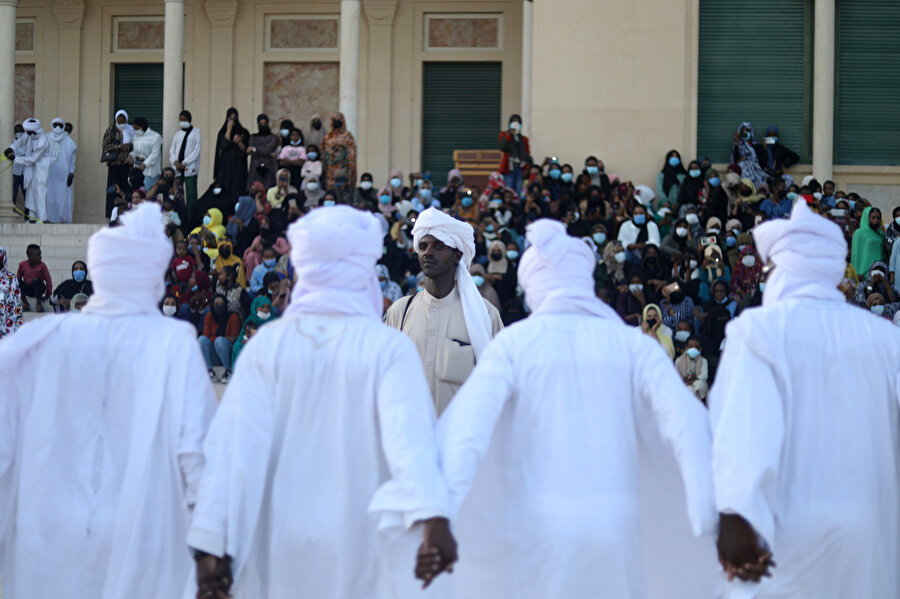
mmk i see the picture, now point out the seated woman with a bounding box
[267,168,298,212]
[214,265,251,321]
[70,293,89,313]
[641,303,675,359]
[697,244,731,302]
[53,260,93,312]
[199,293,242,384]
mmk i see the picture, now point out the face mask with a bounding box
[689,259,698,269]
[288,139,300,146]
[549,168,561,179]
[379,279,388,289]
[379,195,392,205]
[490,252,503,261]
[506,250,519,260]
[202,216,212,226]
[323,200,336,207]
[830,208,847,218]
[280,129,290,137]
[785,191,798,202]
[307,182,320,191]
[742,255,756,267]
[234,202,241,212]
[759,282,766,292]
[420,188,432,200]
[117,123,126,130]
[509,121,521,131]
[689,169,701,178]
[213,304,227,315]
[848,200,857,210]
[257,310,271,320]
[162,305,177,316]
[726,237,736,248]
[668,156,681,168]
[70,269,86,283]
[586,166,599,175]
[219,247,231,258]
[307,152,318,161]
[742,132,751,140]
[674,330,691,343]
[461,197,473,208]
[633,214,646,225]
[263,258,277,268]
[332,119,343,129]
[813,192,823,201]
[629,284,644,294]
[871,305,885,316]
[14,132,22,140]
[192,285,198,292]
[686,348,702,359]
[415,179,424,188]
[870,221,882,231]
[561,173,574,183]
[675,227,688,238]
[708,177,721,187]
[614,251,626,264]
[360,181,373,190]
[686,213,699,224]
[390,177,403,189]
[593,232,607,245]
[213,187,223,195]
[707,228,720,235]
[180,121,191,129]
[472,275,485,287]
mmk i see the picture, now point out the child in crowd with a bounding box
[16,244,52,313]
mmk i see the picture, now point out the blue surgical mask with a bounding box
[307,152,318,160]
[420,188,432,200]
[686,347,701,359]
[895,217,900,227]
[633,213,646,225]
[717,297,728,305]
[290,140,301,146]
[726,237,736,248]
[202,216,212,226]
[461,196,473,208]
[787,192,798,202]
[549,168,561,179]
[689,169,701,178]
[708,177,720,187]
[483,224,494,233]
[379,195,392,205]
[759,282,766,292]
[561,173,574,183]
[415,179,424,188]
[280,128,290,137]
[506,250,519,260]
[390,177,403,189]
[380,279,388,289]
[592,232,607,245]
[668,156,681,168]
[849,200,856,210]
[871,304,885,316]
[73,270,86,282]
[192,285,198,292]
[738,244,747,252]
[742,132,751,140]
[264,258,276,268]
[323,200,336,207]
[234,202,240,212]
[674,330,690,343]
[586,166,599,175]
[472,275,485,287]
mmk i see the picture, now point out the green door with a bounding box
[422,62,502,187]
[697,0,811,163]
[835,1,900,165]
[113,63,164,133]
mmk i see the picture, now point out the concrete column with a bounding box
[339,0,361,136]
[53,0,85,220]
[521,0,533,136]
[163,0,185,156]
[0,0,17,216]
[812,0,835,182]
[363,0,397,179]
[205,0,238,167]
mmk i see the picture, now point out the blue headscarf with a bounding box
[227,195,256,240]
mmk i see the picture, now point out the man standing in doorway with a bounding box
[385,208,503,416]
[4,118,51,223]
[169,109,201,217]
[497,114,532,196]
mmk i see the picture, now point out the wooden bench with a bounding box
[453,149,503,190]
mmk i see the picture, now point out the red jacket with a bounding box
[497,131,531,174]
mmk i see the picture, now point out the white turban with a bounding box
[22,118,41,133]
[412,207,492,358]
[518,219,620,320]
[283,205,383,318]
[81,203,173,317]
[633,184,655,207]
[752,199,847,306]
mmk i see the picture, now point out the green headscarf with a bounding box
[232,296,275,364]
[850,206,886,275]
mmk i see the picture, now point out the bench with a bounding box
[453,149,503,190]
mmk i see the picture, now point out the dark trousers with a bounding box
[19,278,47,300]
[12,173,25,206]
[106,164,131,217]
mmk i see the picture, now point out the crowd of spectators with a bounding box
[3,115,900,395]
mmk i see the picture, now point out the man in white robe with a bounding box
[45,117,77,223]
[420,219,719,598]
[710,200,900,598]
[4,118,50,222]
[187,205,455,599]
[0,202,217,599]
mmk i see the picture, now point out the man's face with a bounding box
[27,249,40,264]
[417,234,461,279]
[714,284,727,302]
[824,182,835,196]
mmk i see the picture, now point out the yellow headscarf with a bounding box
[215,237,247,288]
[642,303,675,359]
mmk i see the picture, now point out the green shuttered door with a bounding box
[697,0,810,163]
[835,1,900,165]
[422,62,502,187]
[113,63,165,133]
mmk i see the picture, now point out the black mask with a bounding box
[219,247,231,258]
[333,119,343,129]
[670,291,685,304]
[741,188,752,197]
[213,304,227,315]
[312,120,322,130]
[490,252,503,260]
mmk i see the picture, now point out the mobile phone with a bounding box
[764,137,777,145]
[106,185,117,193]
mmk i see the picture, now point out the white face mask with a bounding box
[180,121,191,129]
[257,310,271,320]
[306,182,319,191]
[674,330,690,343]
[614,251,626,264]
[510,121,521,132]
[741,255,756,267]
[162,305,177,316]
[686,213,699,225]
[629,283,643,293]
[675,227,688,238]
[707,228,720,235]
[689,259,698,270]
[871,305,885,316]
[360,181,373,190]
[212,187,222,195]
[14,132,23,140]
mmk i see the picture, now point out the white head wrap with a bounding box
[48,117,67,144]
[22,118,41,133]
[412,207,492,358]
[114,109,135,144]
[81,203,173,317]
[752,200,846,306]
[633,184,655,207]
[283,205,383,319]
[518,219,620,320]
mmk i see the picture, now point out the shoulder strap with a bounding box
[400,292,418,332]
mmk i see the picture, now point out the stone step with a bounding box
[3,223,104,292]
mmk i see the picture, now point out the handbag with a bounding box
[101,149,120,163]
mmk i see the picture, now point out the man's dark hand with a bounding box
[3,148,14,161]
[717,513,776,583]
[194,551,233,599]
[414,517,457,589]
[67,173,74,187]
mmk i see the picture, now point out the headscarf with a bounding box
[850,206,886,275]
[114,110,135,144]
[660,150,687,196]
[753,200,846,306]
[601,240,626,284]
[215,108,248,176]
[703,244,725,279]
[388,168,404,198]
[283,205,383,319]
[255,113,272,136]
[633,184,656,208]
[486,240,508,274]
[48,117,67,144]
[851,261,891,306]
[307,113,326,149]
[518,219,620,320]
[23,117,41,133]
[376,264,403,302]
[322,111,357,185]
[70,293,89,311]
[0,247,23,338]
[81,203,173,317]
[470,263,501,310]
[642,303,675,359]
[733,121,767,188]
[412,207,493,359]
[302,173,326,208]
[227,196,257,240]
[738,177,764,205]
[730,245,762,299]
[441,169,464,194]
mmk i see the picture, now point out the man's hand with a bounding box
[4,148,14,161]
[67,173,74,187]
[717,513,776,583]
[194,552,233,599]
[414,517,457,589]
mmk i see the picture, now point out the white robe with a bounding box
[0,313,217,599]
[431,313,721,599]
[14,131,51,221]
[186,313,453,599]
[45,133,77,223]
[710,300,900,599]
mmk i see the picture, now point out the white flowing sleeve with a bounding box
[369,335,453,532]
[0,377,21,558]
[648,221,661,246]
[176,341,217,510]
[708,329,785,548]
[636,338,717,536]
[68,140,77,173]
[435,333,515,518]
